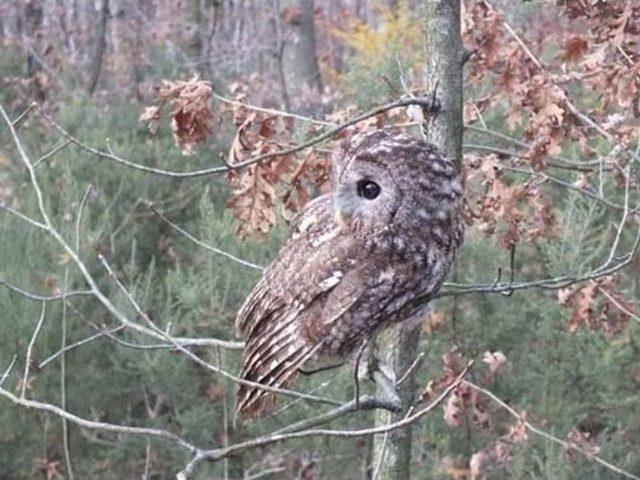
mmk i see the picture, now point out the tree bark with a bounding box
[291,0,323,113]
[23,0,43,77]
[371,1,464,479]
[86,0,109,96]
[295,0,323,92]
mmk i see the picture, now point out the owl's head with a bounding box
[332,128,462,235]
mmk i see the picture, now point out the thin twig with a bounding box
[0,356,17,386]
[39,325,126,369]
[60,266,75,480]
[466,381,640,480]
[33,139,72,168]
[0,203,48,229]
[75,184,93,252]
[147,201,264,271]
[598,288,640,324]
[177,362,473,479]
[38,96,439,178]
[0,384,197,451]
[21,301,46,398]
[213,93,334,127]
[0,278,92,302]
[11,102,37,127]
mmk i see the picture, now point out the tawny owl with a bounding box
[236,128,464,416]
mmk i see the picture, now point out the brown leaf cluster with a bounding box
[464,154,557,249]
[469,411,528,480]
[225,89,332,239]
[563,426,600,462]
[432,347,529,480]
[558,275,634,336]
[140,76,213,155]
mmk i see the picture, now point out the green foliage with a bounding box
[337,5,424,106]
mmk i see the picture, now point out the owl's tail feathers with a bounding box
[236,339,322,419]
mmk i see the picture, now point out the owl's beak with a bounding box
[335,209,351,227]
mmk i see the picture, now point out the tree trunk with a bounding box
[371,1,464,479]
[23,0,43,78]
[291,0,322,113]
[87,0,109,96]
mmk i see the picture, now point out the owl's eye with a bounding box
[356,180,381,200]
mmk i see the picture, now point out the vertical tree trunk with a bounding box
[423,0,464,165]
[371,1,464,479]
[87,0,109,96]
[295,0,323,93]
[291,0,322,113]
[274,0,292,111]
[23,0,43,77]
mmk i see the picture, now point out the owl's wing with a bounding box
[235,195,369,417]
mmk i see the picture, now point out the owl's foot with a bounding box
[298,361,344,375]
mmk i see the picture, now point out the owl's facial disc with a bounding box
[333,162,399,229]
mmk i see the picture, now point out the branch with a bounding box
[437,208,640,299]
[0,384,197,452]
[0,202,47,229]
[38,325,125,369]
[146,201,264,272]
[21,301,47,398]
[176,362,473,479]
[481,0,640,164]
[0,277,93,302]
[213,93,334,127]
[38,96,439,178]
[466,381,640,480]
[0,356,17,386]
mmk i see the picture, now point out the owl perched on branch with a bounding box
[236,128,464,417]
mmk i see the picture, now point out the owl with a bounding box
[235,128,464,417]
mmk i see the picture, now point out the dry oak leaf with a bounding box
[140,76,213,155]
[561,36,589,63]
[482,351,507,377]
[226,112,295,239]
[139,105,160,134]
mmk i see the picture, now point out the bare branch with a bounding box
[466,381,640,480]
[212,93,334,127]
[38,325,126,369]
[75,184,93,251]
[437,219,640,299]
[0,278,92,302]
[0,384,197,452]
[33,139,72,168]
[0,202,48,230]
[147,201,264,272]
[21,301,47,398]
[38,96,439,178]
[11,102,37,127]
[0,356,17,387]
[176,362,473,479]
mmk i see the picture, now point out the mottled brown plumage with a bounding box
[235,128,464,417]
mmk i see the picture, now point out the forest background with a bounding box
[1,0,640,479]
